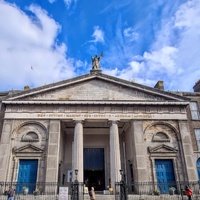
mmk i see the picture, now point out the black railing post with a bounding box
[71,169,79,200]
[180,182,184,200]
[119,169,127,200]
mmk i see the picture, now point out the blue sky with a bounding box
[0,0,200,91]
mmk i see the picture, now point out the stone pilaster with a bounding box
[178,121,197,181]
[73,120,83,182]
[110,120,121,188]
[45,120,60,182]
[131,120,148,182]
[0,120,13,182]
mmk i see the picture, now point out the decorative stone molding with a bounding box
[148,144,178,155]
[152,132,170,142]
[144,121,179,135]
[13,144,44,156]
[21,131,39,142]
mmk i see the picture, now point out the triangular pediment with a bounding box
[13,144,43,154]
[5,73,188,102]
[148,144,178,154]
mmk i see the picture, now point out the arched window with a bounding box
[197,158,200,180]
[152,132,170,142]
[21,132,39,142]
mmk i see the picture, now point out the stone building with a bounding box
[0,67,199,195]
[176,81,200,184]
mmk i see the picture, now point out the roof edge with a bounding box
[6,72,189,102]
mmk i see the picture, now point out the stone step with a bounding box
[84,194,115,200]
[1,194,198,200]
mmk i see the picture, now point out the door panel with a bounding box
[84,148,105,190]
[197,158,200,180]
[155,159,176,194]
[84,148,104,170]
[17,159,38,194]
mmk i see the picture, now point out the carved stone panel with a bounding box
[22,79,166,101]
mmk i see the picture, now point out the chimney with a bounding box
[193,80,200,92]
[154,81,164,90]
[24,85,30,91]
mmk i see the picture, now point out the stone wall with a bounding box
[180,92,200,181]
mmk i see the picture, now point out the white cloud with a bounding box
[0,1,75,91]
[106,0,200,91]
[143,46,178,74]
[92,26,105,43]
[175,0,200,29]
[148,0,200,90]
[128,61,141,74]
[123,27,139,42]
[64,0,77,9]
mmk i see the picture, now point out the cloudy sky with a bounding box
[0,0,200,91]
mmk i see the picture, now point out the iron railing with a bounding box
[0,182,70,195]
[115,182,128,200]
[0,181,200,199]
[127,181,200,196]
[0,182,85,200]
[71,182,84,200]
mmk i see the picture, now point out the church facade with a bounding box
[0,68,200,195]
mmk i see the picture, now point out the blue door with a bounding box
[155,159,176,194]
[17,159,38,194]
[197,158,200,180]
[84,148,105,191]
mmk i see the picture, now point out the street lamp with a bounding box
[120,169,124,182]
[75,169,78,182]
[119,169,127,200]
[73,169,79,200]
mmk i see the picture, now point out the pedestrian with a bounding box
[7,186,15,200]
[185,185,193,200]
[89,187,96,200]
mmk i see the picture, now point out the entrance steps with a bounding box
[84,194,115,200]
[0,195,199,199]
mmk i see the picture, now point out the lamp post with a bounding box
[75,169,78,182]
[73,169,79,200]
[120,169,123,179]
[119,169,127,200]
[175,147,183,200]
[120,169,125,183]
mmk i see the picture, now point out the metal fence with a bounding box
[115,182,128,200]
[0,182,84,199]
[71,182,84,200]
[127,181,200,196]
[0,182,62,196]
[1,181,200,199]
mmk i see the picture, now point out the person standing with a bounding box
[7,187,15,200]
[89,187,96,200]
[185,185,193,200]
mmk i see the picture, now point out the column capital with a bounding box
[73,119,84,124]
[108,119,119,126]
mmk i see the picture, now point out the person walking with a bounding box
[185,185,193,200]
[89,187,96,200]
[7,186,15,200]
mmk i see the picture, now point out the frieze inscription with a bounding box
[37,113,151,119]
[4,112,187,120]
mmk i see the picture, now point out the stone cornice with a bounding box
[3,100,189,105]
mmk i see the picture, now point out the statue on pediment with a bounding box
[91,53,103,70]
